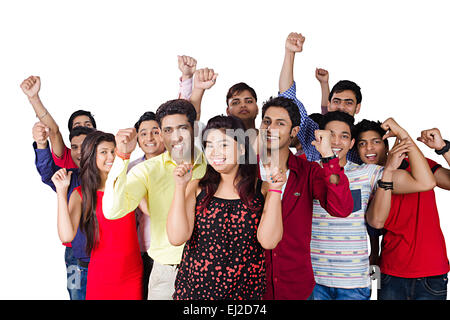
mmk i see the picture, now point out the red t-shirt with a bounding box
[52,145,77,169]
[379,158,449,278]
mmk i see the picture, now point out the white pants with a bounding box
[147,260,178,300]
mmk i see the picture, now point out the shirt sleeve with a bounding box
[51,145,77,169]
[102,156,148,220]
[311,157,354,217]
[34,142,60,192]
[178,77,193,100]
[279,81,321,161]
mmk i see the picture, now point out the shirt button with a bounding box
[273,252,277,257]
[274,277,278,282]
[330,164,334,168]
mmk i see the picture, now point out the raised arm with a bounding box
[177,55,197,100]
[279,32,304,93]
[51,169,82,243]
[166,163,197,246]
[258,167,286,250]
[366,138,413,229]
[102,128,148,219]
[21,76,67,158]
[312,129,353,217]
[381,118,436,194]
[417,128,450,190]
[315,68,330,114]
[189,68,218,121]
[278,32,321,161]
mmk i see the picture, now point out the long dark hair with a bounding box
[79,130,116,256]
[199,115,258,213]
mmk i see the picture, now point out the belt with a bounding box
[77,259,89,268]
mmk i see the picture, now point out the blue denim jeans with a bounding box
[378,273,448,300]
[311,283,371,300]
[64,247,88,300]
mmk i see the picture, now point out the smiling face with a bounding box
[204,129,241,174]
[357,130,388,165]
[324,120,355,162]
[260,106,299,152]
[226,90,258,123]
[137,120,165,159]
[328,90,361,116]
[96,141,116,174]
[70,134,87,168]
[160,114,194,163]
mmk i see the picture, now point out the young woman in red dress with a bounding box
[52,131,143,300]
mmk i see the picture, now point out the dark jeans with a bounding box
[141,252,154,300]
[378,273,448,300]
[64,246,88,300]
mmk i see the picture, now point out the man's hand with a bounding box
[32,121,50,148]
[20,76,41,99]
[115,128,138,155]
[417,128,446,150]
[51,168,72,191]
[385,138,413,172]
[194,68,218,90]
[381,118,409,141]
[173,162,194,187]
[312,130,334,158]
[285,32,305,53]
[178,55,197,81]
[315,68,329,84]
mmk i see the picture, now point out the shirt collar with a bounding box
[162,147,205,167]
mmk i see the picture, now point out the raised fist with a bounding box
[417,128,446,150]
[285,32,305,53]
[381,118,409,141]
[115,128,138,155]
[311,129,334,158]
[178,55,197,79]
[315,68,329,83]
[32,121,50,147]
[21,75,41,99]
[194,68,218,90]
[385,138,413,172]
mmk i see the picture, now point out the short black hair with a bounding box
[226,82,257,106]
[155,99,196,128]
[134,111,157,132]
[68,110,97,132]
[69,126,95,142]
[309,113,323,126]
[354,119,389,148]
[319,111,355,139]
[261,96,301,128]
[329,80,362,104]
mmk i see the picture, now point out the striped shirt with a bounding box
[310,161,383,288]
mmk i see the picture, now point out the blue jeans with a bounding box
[378,273,448,300]
[64,247,88,300]
[312,283,371,300]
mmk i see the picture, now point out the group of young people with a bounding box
[25,32,449,300]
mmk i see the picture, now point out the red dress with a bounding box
[75,187,143,300]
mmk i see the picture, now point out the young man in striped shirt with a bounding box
[310,111,436,300]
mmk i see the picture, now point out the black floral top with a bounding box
[173,180,266,300]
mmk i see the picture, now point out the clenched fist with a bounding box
[21,75,41,99]
[194,68,218,90]
[285,32,305,53]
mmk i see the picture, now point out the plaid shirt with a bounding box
[279,81,362,164]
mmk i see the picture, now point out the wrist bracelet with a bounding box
[435,140,450,155]
[268,189,282,194]
[321,154,338,163]
[116,150,131,160]
[377,180,393,190]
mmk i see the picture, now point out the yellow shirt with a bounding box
[102,148,207,265]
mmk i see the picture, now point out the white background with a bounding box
[0,0,448,299]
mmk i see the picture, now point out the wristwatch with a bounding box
[321,154,338,163]
[435,140,450,155]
